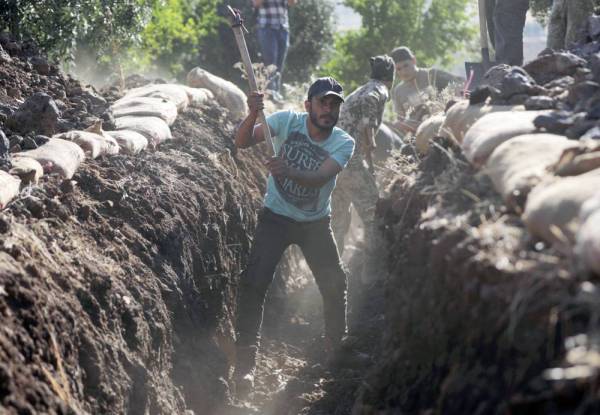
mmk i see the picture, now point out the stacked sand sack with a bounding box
[1,68,247,210]
[411,52,600,275]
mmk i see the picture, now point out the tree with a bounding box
[323,0,475,91]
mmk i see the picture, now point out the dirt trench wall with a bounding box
[353,147,597,414]
[0,107,277,414]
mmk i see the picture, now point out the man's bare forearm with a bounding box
[235,113,259,149]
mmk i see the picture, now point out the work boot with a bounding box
[233,345,257,399]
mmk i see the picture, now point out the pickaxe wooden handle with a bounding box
[227,5,275,156]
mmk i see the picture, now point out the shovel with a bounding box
[464,0,495,91]
[227,5,275,156]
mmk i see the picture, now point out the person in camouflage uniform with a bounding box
[332,55,395,282]
[547,0,595,50]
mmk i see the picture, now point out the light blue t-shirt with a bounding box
[263,110,355,222]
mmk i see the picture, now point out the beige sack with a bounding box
[187,67,248,120]
[183,86,214,108]
[463,110,548,168]
[112,96,178,126]
[415,113,445,155]
[484,134,578,212]
[439,100,524,145]
[576,210,600,274]
[0,171,21,209]
[123,83,189,111]
[9,155,44,185]
[115,116,172,148]
[17,138,85,179]
[522,169,600,244]
[54,129,119,159]
[105,130,148,155]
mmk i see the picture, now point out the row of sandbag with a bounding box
[415,99,600,275]
[0,67,249,210]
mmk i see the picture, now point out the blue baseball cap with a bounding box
[307,77,344,102]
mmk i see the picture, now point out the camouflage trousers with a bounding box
[331,164,382,282]
[547,0,594,50]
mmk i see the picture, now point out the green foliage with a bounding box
[0,0,155,61]
[138,0,221,76]
[324,0,475,91]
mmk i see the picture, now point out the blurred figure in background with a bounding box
[252,0,297,101]
[390,46,463,134]
[547,0,595,50]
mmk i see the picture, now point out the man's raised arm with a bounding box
[235,92,267,149]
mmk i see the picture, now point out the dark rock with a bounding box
[100,110,116,130]
[524,52,587,85]
[567,81,600,107]
[590,53,600,83]
[56,118,76,133]
[8,135,23,147]
[30,56,50,75]
[21,135,37,150]
[534,111,586,134]
[483,65,535,90]
[507,94,530,105]
[34,135,49,146]
[566,120,597,139]
[545,76,575,90]
[525,96,557,110]
[6,92,61,135]
[499,68,539,99]
[6,87,21,99]
[469,86,493,105]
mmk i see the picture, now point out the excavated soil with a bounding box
[352,143,600,414]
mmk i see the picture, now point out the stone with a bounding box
[524,52,587,85]
[7,92,61,136]
[568,81,600,107]
[0,129,9,170]
[534,111,586,135]
[0,44,11,64]
[30,56,50,75]
[525,96,557,111]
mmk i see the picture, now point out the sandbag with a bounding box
[183,86,214,108]
[415,113,444,155]
[484,134,578,211]
[16,138,85,179]
[187,67,248,120]
[0,170,21,209]
[553,140,600,176]
[114,116,172,148]
[112,96,178,126]
[122,83,189,111]
[9,155,44,185]
[463,110,548,168]
[54,129,119,159]
[522,169,600,244]
[104,130,148,155]
[438,100,524,145]
[576,210,600,274]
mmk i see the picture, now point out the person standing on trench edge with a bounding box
[252,0,297,102]
[233,77,355,395]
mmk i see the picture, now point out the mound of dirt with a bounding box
[351,143,600,414]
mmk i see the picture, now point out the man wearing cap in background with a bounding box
[390,46,463,134]
[233,77,354,395]
[332,55,394,283]
[252,0,297,101]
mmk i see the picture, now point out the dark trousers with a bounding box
[257,26,289,92]
[236,208,348,351]
[493,0,529,66]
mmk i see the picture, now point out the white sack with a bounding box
[415,113,444,155]
[484,133,578,211]
[122,83,189,111]
[17,138,85,179]
[438,100,524,145]
[112,96,178,126]
[0,171,21,209]
[522,169,600,244]
[114,116,172,148]
[576,210,600,274]
[183,86,214,108]
[9,155,44,185]
[463,110,548,168]
[54,130,119,159]
[187,67,248,120]
[105,130,148,155]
